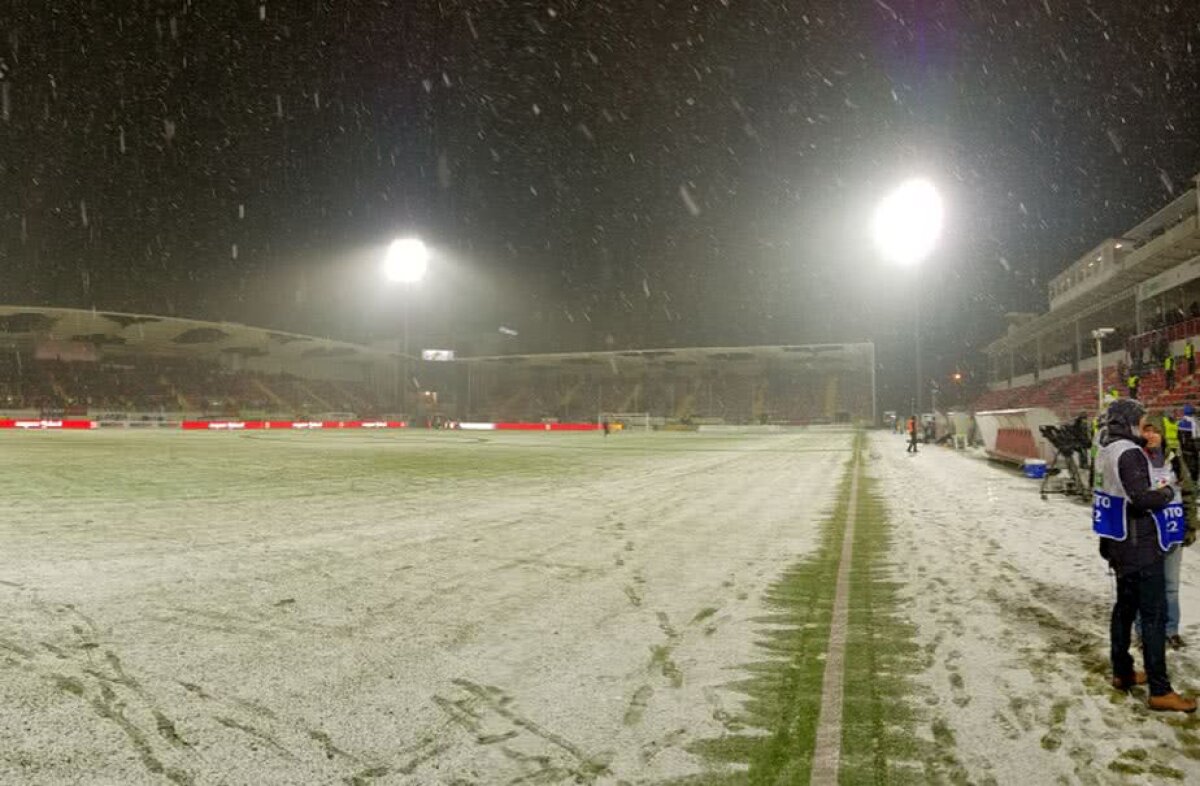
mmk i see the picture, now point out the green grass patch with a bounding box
[1107,760,1145,775]
[1148,764,1186,780]
[671,433,937,785]
[670,459,852,783]
[839,473,931,786]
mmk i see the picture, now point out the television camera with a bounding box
[1038,414,1092,503]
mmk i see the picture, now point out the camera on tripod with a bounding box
[1040,416,1092,457]
[1039,415,1093,502]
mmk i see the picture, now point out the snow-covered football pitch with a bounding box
[3,427,1200,784]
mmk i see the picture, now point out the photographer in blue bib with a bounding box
[1094,399,1197,712]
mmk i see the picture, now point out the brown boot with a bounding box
[1112,671,1148,692]
[1148,692,1198,713]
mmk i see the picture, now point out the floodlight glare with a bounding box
[383,238,430,283]
[872,179,944,267]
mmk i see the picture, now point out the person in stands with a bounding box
[1095,399,1196,711]
[1187,340,1196,377]
[1165,353,1176,391]
[1128,372,1141,400]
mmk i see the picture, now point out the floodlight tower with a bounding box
[1092,327,1115,410]
[382,237,430,417]
[872,178,944,415]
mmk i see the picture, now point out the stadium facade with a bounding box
[977,174,1200,416]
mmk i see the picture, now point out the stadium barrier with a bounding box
[179,420,409,430]
[974,408,1060,464]
[0,419,603,432]
[459,422,601,431]
[98,419,180,429]
[0,419,98,430]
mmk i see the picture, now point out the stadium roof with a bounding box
[459,343,875,374]
[984,183,1200,356]
[0,305,874,374]
[0,305,397,363]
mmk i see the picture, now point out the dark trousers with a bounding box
[1167,370,1176,390]
[1112,560,1173,696]
[906,432,918,452]
[1130,386,1139,400]
[1189,356,1195,376]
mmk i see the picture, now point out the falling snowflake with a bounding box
[679,184,701,216]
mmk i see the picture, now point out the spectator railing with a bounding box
[1127,316,1200,359]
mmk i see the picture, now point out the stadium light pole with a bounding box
[1092,327,1115,411]
[872,178,944,416]
[383,238,430,418]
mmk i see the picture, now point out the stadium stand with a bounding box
[977,175,1200,419]
[1,307,876,426]
[0,307,395,418]
[0,357,387,417]
[459,345,876,425]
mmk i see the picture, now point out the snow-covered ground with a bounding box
[0,429,851,784]
[872,430,1200,783]
[5,427,1199,784]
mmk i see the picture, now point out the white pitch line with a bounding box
[810,456,859,786]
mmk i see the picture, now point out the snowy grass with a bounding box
[873,430,1200,784]
[28,427,1197,782]
[839,471,930,784]
[5,431,598,501]
[3,429,836,501]
[0,427,854,784]
[674,435,933,784]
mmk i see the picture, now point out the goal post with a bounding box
[598,412,652,432]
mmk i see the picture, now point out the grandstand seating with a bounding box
[0,356,386,417]
[974,361,1200,419]
[461,363,867,425]
[1,348,875,425]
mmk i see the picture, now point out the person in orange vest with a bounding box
[906,415,919,454]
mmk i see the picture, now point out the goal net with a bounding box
[599,412,652,432]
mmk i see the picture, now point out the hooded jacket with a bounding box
[1099,399,1175,575]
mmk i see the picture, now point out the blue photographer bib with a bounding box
[1150,463,1185,551]
[1093,490,1126,541]
[1093,485,1184,551]
[1153,503,1186,550]
[1095,439,1184,553]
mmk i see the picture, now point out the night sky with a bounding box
[1,1,1199,405]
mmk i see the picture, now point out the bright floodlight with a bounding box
[383,238,429,283]
[872,179,944,266]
